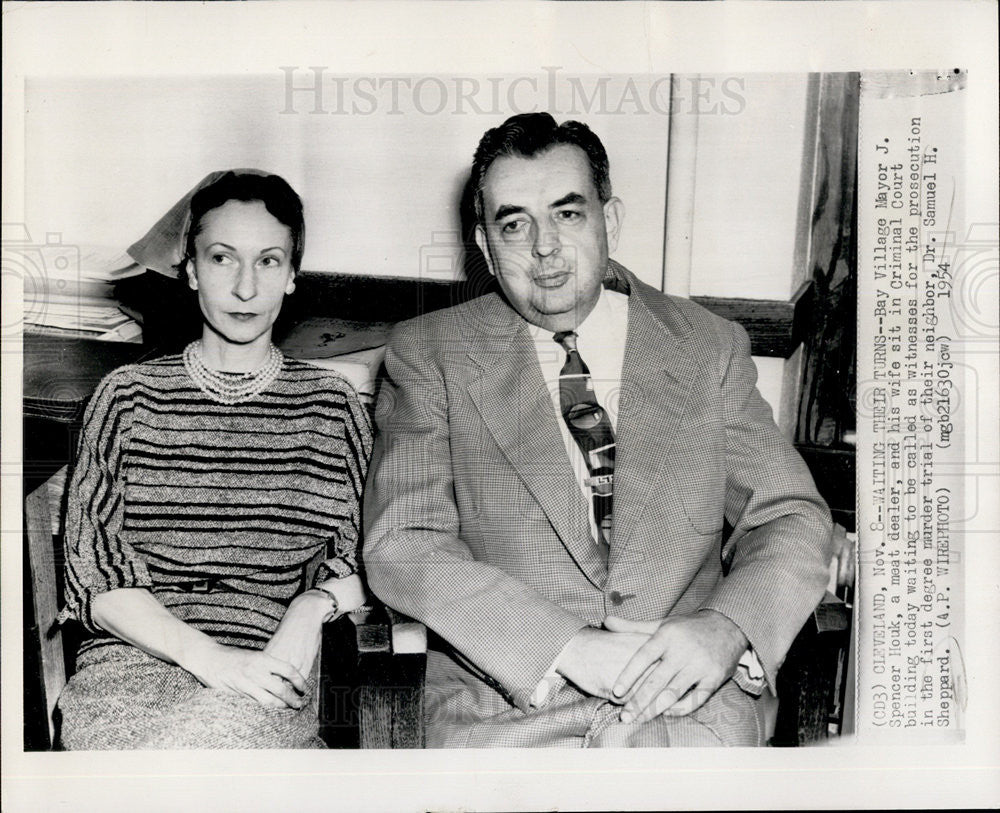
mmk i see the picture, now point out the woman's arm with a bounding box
[92,588,308,709]
[263,574,366,677]
[263,379,374,677]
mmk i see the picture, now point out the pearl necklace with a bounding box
[183,340,283,405]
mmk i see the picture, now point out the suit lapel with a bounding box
[610,272,698,566]
[465,295,606,587]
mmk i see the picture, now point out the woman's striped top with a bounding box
[61,353,373,653]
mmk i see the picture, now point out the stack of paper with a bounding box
[21,239,145,342]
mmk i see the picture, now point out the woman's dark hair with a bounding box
[471,112,612,223]
[185,171,305,272]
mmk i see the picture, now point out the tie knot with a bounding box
[553,331,578,353]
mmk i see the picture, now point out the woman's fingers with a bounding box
[265,656,308,694]
[242,681,293,709]
[261,673,306,709]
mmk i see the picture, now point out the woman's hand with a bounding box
[90,587,307,709]
[186,639,309,710]
[263,590,335,680]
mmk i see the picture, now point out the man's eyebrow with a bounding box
[493,204,525,221]
[492,193,588,222]
[550,192,587,208]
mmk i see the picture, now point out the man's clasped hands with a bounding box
[556,609,749,725]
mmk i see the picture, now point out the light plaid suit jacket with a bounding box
[363,262,833,746]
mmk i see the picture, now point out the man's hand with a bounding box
[555,627,651,700]
[606,610,748,724]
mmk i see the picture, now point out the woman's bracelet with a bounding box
[308,586,340,621]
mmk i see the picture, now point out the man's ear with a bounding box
[184,259,198,291]
[603,197,625,255]
[474,224,496,277]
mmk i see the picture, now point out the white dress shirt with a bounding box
[528,286,630,540]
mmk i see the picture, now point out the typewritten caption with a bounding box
[857,72,966,741]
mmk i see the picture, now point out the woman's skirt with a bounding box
[57,642,325,750]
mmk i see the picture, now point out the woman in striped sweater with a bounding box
[57,171,373,749]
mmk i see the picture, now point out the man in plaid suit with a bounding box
[363,113,833,747]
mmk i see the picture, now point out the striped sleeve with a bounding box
[62,368,153,632]
[314,377,375,583]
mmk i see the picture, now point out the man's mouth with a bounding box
[533,271,571,289]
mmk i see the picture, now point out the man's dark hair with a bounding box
[471,113,612,223]
[186,170,306,272]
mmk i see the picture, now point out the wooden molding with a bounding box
[119,269,815,359]
[692,280,814,358]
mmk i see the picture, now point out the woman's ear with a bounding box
[285,273,296,295]
[185,259,198,291]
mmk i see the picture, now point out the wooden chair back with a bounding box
[24,468,70,750]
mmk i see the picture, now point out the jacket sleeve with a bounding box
[700,322,833,690]
[362,323,587,711]
[62,369,153,633]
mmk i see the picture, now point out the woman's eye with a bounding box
[259,256,280,268]
[210,253,232,265]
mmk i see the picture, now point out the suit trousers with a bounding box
[423,650,765,748]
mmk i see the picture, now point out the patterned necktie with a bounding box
[553,330,615,562]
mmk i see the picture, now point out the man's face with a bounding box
[475,144,623,333]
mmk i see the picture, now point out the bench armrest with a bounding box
[318,598,427,749]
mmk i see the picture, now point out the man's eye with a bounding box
[557,210,582,222]
[501,220,528,235]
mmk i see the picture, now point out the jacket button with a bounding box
[609,590,629,606]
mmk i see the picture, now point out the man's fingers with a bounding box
[612,639,666,699]
[626,665,697,724]
[662,680,712,717]
[619,659,681,723]
[604,615,657,635]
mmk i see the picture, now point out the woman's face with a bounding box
[186,199,296,347]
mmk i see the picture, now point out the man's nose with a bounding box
[531,222,561,258]
[232,264,257,301]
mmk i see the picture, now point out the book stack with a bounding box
[16,231,146,343]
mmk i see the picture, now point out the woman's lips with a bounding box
[228,312,258,321]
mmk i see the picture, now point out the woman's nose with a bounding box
[232,265,257,301]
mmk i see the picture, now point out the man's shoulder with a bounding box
[388,293,508,344]
[627,272,738,353]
